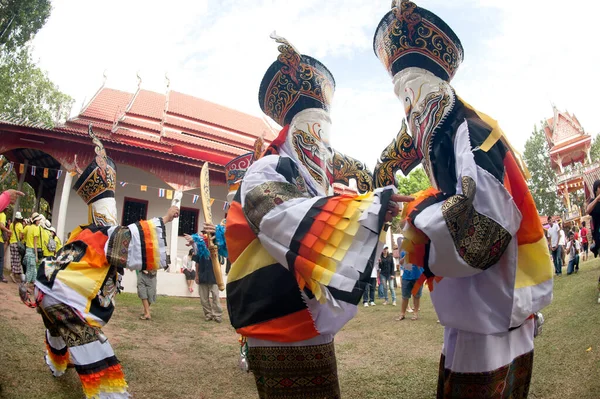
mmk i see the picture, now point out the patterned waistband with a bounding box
[248,341,340,399]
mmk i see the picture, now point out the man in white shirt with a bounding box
[548,217,562,276]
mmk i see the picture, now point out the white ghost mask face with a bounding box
[90,197,118,226]
[393,67,456,189]
[281,108,334,196]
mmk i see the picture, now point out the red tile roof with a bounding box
[128,90,165,120]
[168,91,271,137]
[60,86,276,167]
[80,88,133,123]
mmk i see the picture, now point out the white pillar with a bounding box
[56,171,73,243]
[169,190,183,273]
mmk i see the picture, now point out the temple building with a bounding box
[0,81,276,296]
[544,105,600,226]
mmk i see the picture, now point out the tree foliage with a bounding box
[0,0,51,52]
[523,124,561,217]
[0,47,73,125]
[590,134,600,162]
[396,167,431,196]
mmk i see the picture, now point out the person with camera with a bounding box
[565,232,580,275]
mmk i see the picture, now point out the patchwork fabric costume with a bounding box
[33,127,169,399]
[225,34,395,399]
[374,1,553,398]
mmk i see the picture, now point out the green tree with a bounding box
[523,124,561,217]
[0,47,73,125]
[590,134,600,162]
[396,168,430,196]
[0,0,52,52]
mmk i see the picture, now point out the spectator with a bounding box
[41,220,58,258]
[396,250,423,321]
[363,255,377,307]
[581,221,589,262]
[566,232,580,275]
[548,217,562,276]
[23,213,43,286]
[558,221,567,267]
[397,249,416,313]
[9,211,24,283]
[183,249,196,293]
[185,223,223,323]
[0,208,8,283]
[49,227,62,252]
[378,245,396,306]
[586,180,600,258]
[137,269,158,320]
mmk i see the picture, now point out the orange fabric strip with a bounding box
[138,221,155,268]
[74,229,109,261]
[504,152,544,245]
[237,309,319,342]
[225,202,256,262]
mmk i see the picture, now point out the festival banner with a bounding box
[192,195,199,204]
[56,170,63,179]
[166,190,173,200]
[19,164,24,174]
[140,185,147,192]
[31,166,36,176]
[43,168,49,178]
[158,188,165,198]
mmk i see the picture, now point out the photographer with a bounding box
[565,232,580,275]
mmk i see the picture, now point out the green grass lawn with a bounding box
[0,260,599,399]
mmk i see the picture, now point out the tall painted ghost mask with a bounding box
[73,125,118,226]
[373,0,464,189]
[258,33,336,195]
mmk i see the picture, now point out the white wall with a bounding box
[52,162,228,273]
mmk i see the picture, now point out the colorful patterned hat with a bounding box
[73,125,117,204]
[258,33,335,127]
[373,0,463,81]
[225,152,254,202]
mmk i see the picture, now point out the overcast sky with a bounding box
[31,0,600,170]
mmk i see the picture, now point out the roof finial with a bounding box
[165,73,171,90]
[102,69,108,86]
[136,71,142,88]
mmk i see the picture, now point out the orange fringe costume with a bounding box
[33,126,169,399]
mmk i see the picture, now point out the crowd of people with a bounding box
[548,214,594,276]
[0,201,62,286]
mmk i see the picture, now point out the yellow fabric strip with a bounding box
[458,96,531,180]
[56,262,110,305]
[515,237,554,289]
[227,239,278,284]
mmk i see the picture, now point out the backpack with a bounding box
[47,235,57,253]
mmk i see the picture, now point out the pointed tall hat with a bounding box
[373,0,464,81]
[258,33,336,127]
[73,125,117,205]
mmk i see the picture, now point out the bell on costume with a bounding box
[373,0,464,81]
[258,32,335,127]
